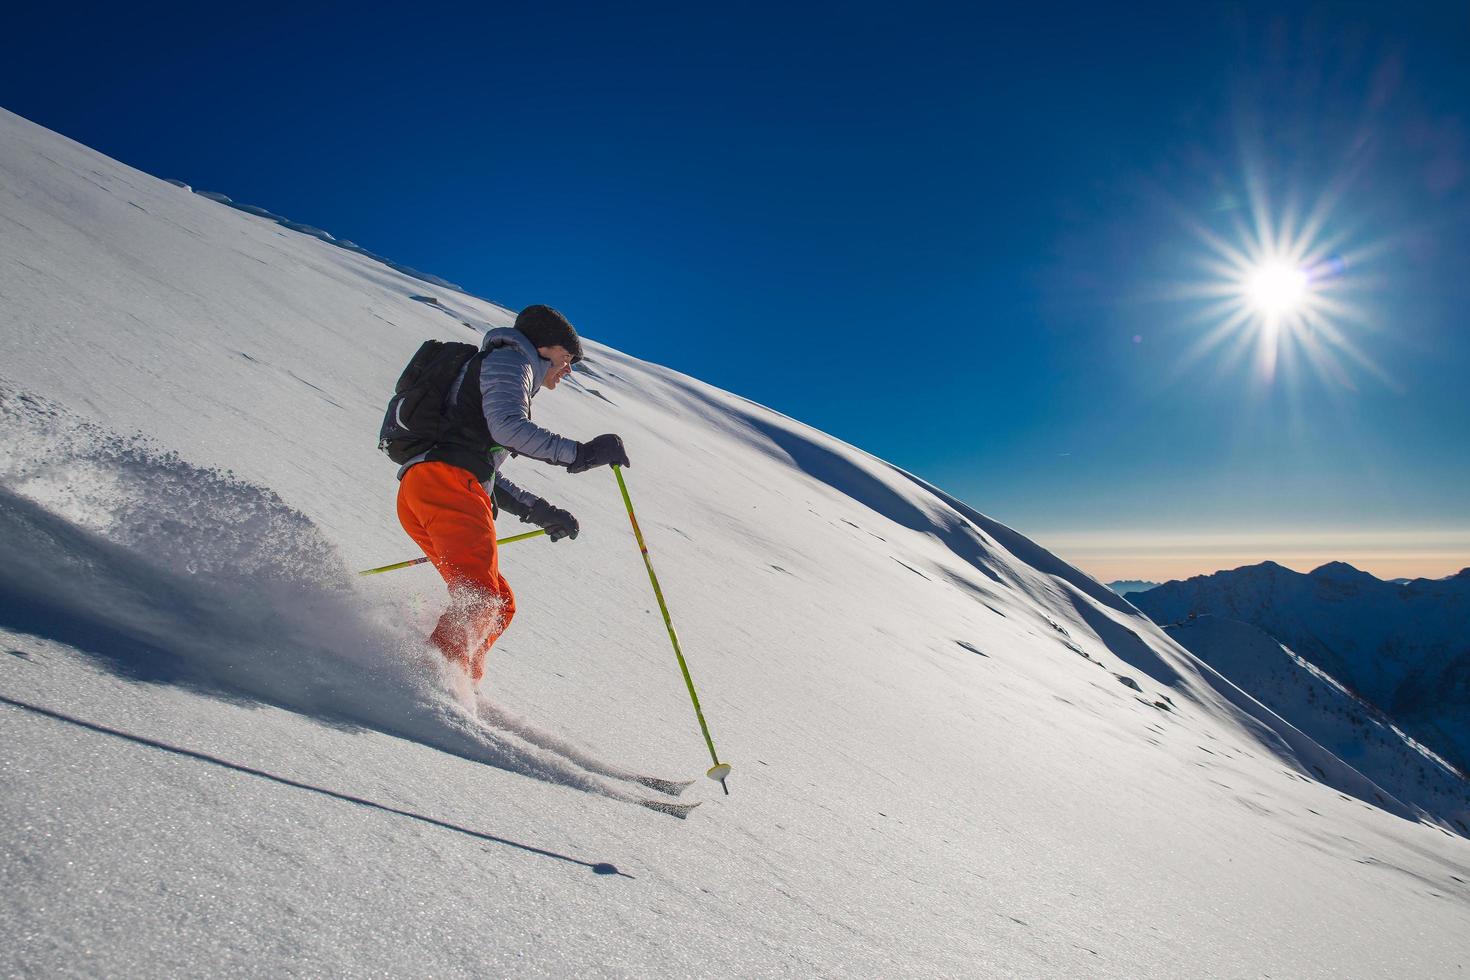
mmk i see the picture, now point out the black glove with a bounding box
[567,433,630,474]
[526,498,579,542]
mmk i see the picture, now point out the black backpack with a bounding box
[378,340,489,467]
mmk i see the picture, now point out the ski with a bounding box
[473,699,694,797]
[639,798,702,819]
[630,774,696,797]
[473,696,696,799]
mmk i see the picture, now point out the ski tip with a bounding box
[635,776,697,797]
[640,798,702,819]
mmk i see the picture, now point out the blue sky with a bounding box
[4,1,1468,579]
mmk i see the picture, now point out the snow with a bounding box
[2,106,1468,976]
[1166,616,1468,831]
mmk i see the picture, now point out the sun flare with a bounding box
[1170,173,1383,390]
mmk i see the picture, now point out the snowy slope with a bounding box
[1164,616,1468,831]
[1133,561,1470,777]
[2,107,1468,977]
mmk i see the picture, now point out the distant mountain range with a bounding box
[1107,579,1161,595]
[1131,561,1470,779]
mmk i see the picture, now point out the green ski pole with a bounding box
[358,528,548,576]
[612,464,731,794]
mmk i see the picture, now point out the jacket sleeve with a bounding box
[479,350,579,466]
[491,477,541,519]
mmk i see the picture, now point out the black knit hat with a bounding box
[514,305,583,362]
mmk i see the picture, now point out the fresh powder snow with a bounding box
[1,106,1467,977]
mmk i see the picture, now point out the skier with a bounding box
[394,304,630,685]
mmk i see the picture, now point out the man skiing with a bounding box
[394,304,630,685]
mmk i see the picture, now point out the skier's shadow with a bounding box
[0,694,631,879]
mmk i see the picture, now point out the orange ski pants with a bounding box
[396,461,516,683]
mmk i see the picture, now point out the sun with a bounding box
[1244,259,1310,317]
[1168,174,1382,390]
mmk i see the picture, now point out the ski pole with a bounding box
[357,528,548,576]
[612,464,731,794]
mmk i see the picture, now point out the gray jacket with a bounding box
[399,327,578,512]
